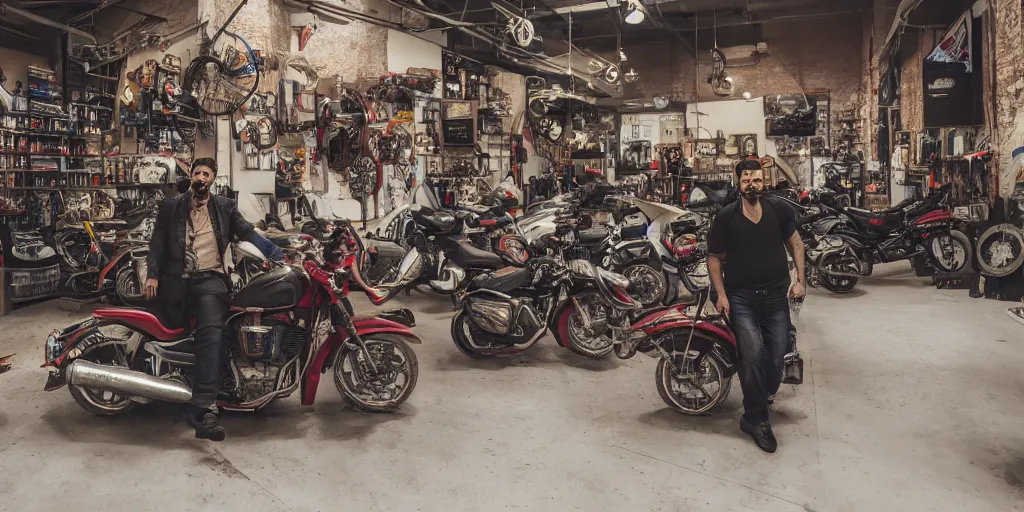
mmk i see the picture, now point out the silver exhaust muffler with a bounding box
[66,360,193,403]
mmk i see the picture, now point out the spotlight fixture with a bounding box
[742,91,752,99]
[624,0,645,24]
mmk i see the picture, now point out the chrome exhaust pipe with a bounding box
[66,360,192,403]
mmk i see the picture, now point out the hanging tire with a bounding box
[333,335,419,412]
[976,224,1024,277]
[928,229,972,274]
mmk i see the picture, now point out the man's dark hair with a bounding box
[191,157,218,176]
[734,159,762,180]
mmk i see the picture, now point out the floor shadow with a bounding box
[636,408,746,441]
[40,401,198,450]
[811,288,868,299]
[770,404,809,425]
[552,350,621,372]
[313,403,417,441]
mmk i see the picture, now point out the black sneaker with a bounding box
[740,417,777,453]
[188,405,226,442]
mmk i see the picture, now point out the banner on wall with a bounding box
[926,11,972,72]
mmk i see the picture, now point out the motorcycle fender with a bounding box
[301,320,419,406]
[551,300,574,348]
[639,326,738,375]
[96,248,134,287]
[617,247,663,272]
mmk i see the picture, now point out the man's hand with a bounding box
[790,281,806,300]
[715,295,730,318]
[144,278,159,299]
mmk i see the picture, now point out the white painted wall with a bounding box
[685,97,777,160]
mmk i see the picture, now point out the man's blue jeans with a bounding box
[728,287,790,424]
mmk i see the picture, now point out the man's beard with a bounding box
[741,187,761,202]
[191,180,210,199]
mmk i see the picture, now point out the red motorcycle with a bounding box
[42,221,422,415]
[609,243,803,415]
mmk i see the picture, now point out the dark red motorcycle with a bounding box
[42,221,422,415]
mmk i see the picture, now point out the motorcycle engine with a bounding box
[228,315,308,403]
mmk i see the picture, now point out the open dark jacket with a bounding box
[147,193,255,327]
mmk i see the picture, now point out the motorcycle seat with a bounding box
[413,209,458,233]
[93,307,185,341]
[451,241,504,269]
[845,207,904,232]
[471,266,533,292]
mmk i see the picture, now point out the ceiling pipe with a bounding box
[0,23,38,40]
[0,2,97,42]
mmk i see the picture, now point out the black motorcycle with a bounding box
[450,224,643,358]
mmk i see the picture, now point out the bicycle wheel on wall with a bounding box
[185,54,259,117]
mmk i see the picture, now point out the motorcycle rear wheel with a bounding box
[68,345,135,416]
[817,253,859,293]
[656,351,729,415]
[450,310,531,358]
[114,266,145,306]
[333,335,418,412]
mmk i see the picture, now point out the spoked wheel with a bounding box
[621,264,667,307]
[68,343,135,416]
[114,266,145,306]
[656,351,730,415]
[333,336,419,412]
[56,229,91,270]
[928,230,972,274]
[562,293,615,358]
[817,252,858,293]
[186,54,259,117]
[976,224,1024,277]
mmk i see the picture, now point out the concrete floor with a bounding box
[2,262,1024,511]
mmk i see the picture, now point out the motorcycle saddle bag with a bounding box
[465,295,542,336]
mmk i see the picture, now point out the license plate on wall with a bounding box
[6,265,61,302]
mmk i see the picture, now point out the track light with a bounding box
[624,0,645,24]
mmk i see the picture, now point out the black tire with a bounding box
[819,273,858,293]
[928,229,972,274]
[621,264,667,308]
[655,351,729,415]
[450,310,490,359]
[114,266,145,306]
[333,335,419,412]
[975,224,1024,277]
[67,345,135,417]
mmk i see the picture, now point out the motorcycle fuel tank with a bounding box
[232,265,310,309]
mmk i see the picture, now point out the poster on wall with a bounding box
[926,11,971,72]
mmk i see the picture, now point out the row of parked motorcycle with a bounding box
[35,173,974,420]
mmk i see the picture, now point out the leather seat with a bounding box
[93,308,185,341]
[471,266,533,292]
[845,207,904,232]
[451,241,504,269]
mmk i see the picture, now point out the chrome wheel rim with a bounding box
[930,234,967,272]
[661,354,726,414]
[567,296,614,355]
[622,265,665,306]
[336,340,412,406]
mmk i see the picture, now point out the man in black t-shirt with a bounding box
[707,159,806,453]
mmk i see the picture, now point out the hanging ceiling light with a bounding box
[624,0,645,24]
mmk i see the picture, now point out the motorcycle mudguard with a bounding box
[96,247,136,287]
[550,300,574,348]
[636,326,738,377]
[301,317,420,405]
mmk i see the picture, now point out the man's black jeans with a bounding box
[727,287,790,424]
[186,273,229,408]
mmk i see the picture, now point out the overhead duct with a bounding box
[0,3,97,42]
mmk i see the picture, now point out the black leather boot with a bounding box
[740,417,777,453]
[188,405,226,441]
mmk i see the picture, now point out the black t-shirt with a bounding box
[707,197,796,291]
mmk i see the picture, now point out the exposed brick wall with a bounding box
[623,16,865,151]
[299,0,389,90]
[993,0,1024,195]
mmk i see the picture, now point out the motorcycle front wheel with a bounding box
[929,229,972,274]
[333,335,419,412]
[554,293,615,358]
[656,351,730,415]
